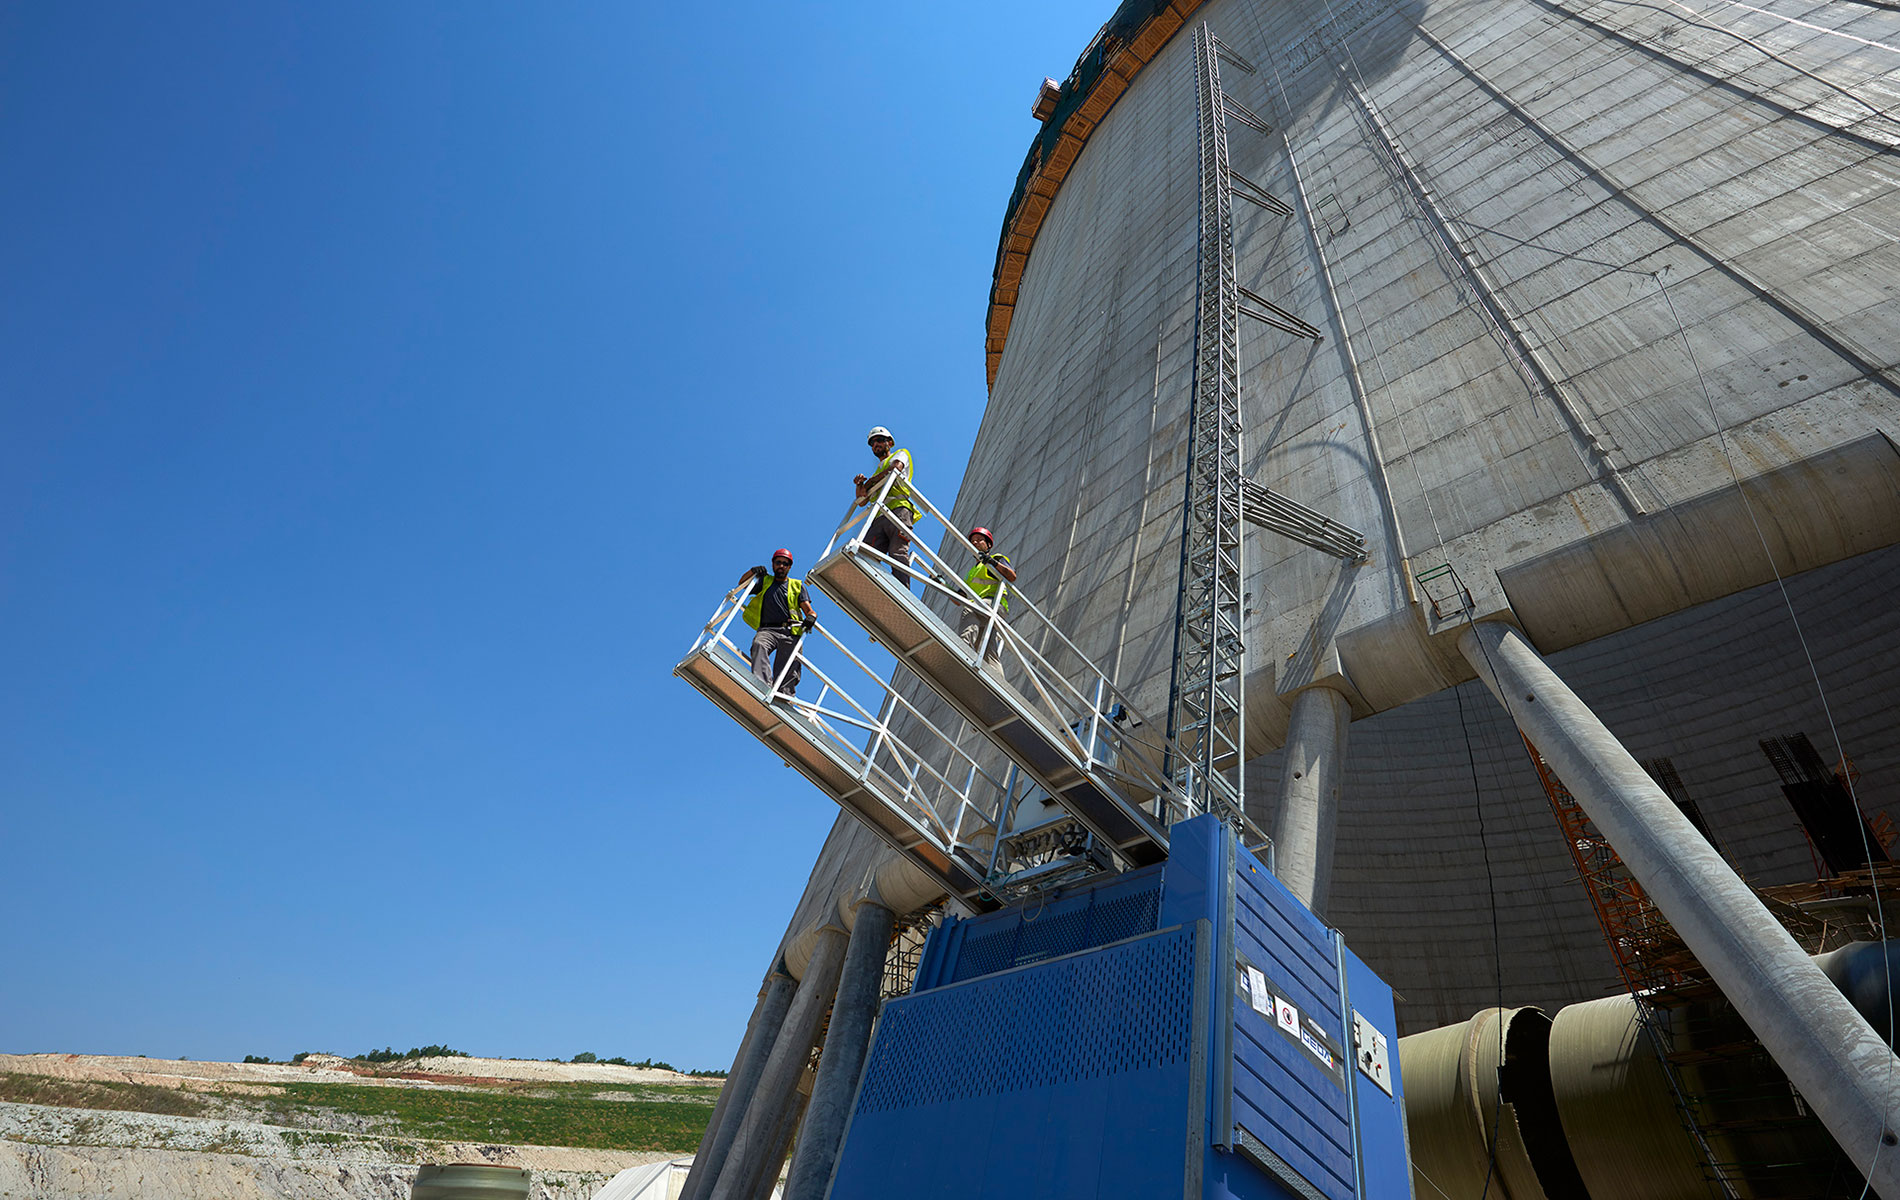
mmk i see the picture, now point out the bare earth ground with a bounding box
[0,1054,704,1090]
[0,1054,716,1200]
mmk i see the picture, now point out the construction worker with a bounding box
[853,425,915,586]
[737,549,817,699]
[959,526,1017,665]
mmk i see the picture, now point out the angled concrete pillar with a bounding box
[783,901,895,1200]
[1459,620,1900,1196]
[683,969,797,1200]
[1273,686,1351,917]
[709,926,849,1200]
[741,1081,809,1200]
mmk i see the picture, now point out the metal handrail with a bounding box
[821,469,1272,849]
[687,582,1010,874]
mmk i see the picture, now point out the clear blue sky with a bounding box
[0,1,1110,1069]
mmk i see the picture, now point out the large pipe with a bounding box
[1545,996,1711,1200]
[1400,1007,1563,1200]
[1272,685,1350,916]
[710,926,849,1200]
[683,970,797,1200]
[1459,620,1900,1195]
[784,900,895,1200]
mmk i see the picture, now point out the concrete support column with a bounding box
[783,901,896,1200]
[709,926,850,1200]
[741,1084,810,1200]
[683,970,796,1200]
[1458,620,1900,1194]
[1273,686,1351,917]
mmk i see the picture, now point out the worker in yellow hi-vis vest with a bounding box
[853,425,916,588]
[737,548,817,698]
[958,526,1017,666]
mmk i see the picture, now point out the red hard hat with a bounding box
[968,527,994,544]
[771,548,794,564]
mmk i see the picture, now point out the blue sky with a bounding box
[0,1,1110,1069]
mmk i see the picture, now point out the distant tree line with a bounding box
[243,1046,723,1075]
[566,1052,724,1076]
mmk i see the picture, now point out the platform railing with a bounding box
[680,581,1012,892]
[820,470,1271,851]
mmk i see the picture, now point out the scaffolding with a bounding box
[1167,23,1249,828]
[676,470,1270,904]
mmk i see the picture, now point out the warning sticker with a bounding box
[1246,967,1272,1017]
[1233,952,1348,1090]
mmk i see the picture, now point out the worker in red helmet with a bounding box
[853,425,917,589]
[736,549,817,698]
[958,527,1017,666]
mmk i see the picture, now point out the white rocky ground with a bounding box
[0,1054,704,1091]
[0,1054,715,1200]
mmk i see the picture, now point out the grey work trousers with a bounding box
[750,627,802,697]
[958,609,1005,665]
[868,508,915,585]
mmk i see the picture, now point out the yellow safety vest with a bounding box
[964,555,1010,613]
[744,576,806,630]
[873,448,916,516]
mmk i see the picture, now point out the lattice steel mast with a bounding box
[1167,23,1247,826]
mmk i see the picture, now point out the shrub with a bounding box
[356,1044,468,1064]
[570,1052,597,1064]
[243,1055,272,1064]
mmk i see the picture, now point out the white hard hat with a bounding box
[866,425,893,443]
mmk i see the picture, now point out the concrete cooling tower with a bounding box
[676,0,1900,1196]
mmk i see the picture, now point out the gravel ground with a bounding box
[0,1101,669,1200]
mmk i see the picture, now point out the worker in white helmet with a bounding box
[853,425,916,588]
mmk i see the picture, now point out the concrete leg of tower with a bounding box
[682,970,796,1200]
[783,900,895,1200]
[709,926,849,1200]
[740,1086,809,1200]
[1459,620,1900,1194]
[1273,686,1350,917]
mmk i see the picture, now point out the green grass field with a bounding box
[259,1080,716,1152]
[0,1072,719,1154]
[0,1073,208,1118]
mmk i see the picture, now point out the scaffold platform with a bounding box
[676,475,1269,902]
[808,545,1173,867]
[675,588,1003,907]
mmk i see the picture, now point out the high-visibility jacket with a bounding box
[744,576,807,630]
[964,555,1011,613]
[873,448,916,516]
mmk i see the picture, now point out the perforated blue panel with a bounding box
[933,864,1164,986]
[861,924,1193,1112]
[832,925,1201,1200]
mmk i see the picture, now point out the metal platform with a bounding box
[809,549,1172,865]
[674,590,1005,907]
[809,479,1245,870]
